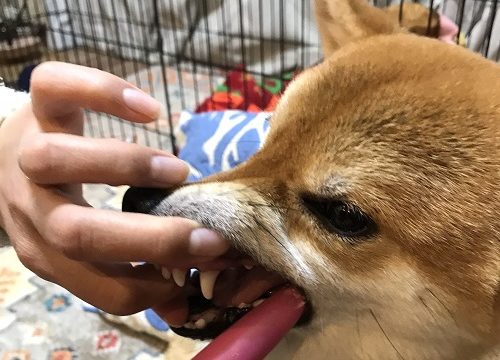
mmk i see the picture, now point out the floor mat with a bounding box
[0,246,169,360]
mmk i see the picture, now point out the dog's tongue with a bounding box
[193,286,305,360]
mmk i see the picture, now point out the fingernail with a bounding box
[151,156,189,184]
[189,228,229,257]
[122,88,161,120]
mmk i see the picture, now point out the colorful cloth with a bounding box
[195,65,299,113]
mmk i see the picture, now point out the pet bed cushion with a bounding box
[177,110,271,181]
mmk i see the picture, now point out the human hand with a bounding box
[0,62,228,325]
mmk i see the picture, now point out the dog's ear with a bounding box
[382,3,440,38]
[314,0,402,57]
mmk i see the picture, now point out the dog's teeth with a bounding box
[172,268,186,287]
[161,267,171,280]
[241,259,255,270]
[194,318,207,329]
[201,310,218,323]
[252,299,265,308]
[183,322,195,329]
[238,302,250,309]
[199,270,220,300]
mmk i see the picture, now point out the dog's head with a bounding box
[123,1,499,358]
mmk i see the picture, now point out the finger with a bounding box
[152,296,189,327]
[29,187,229,264]
[5,208,179,314]
[19,133,189,187]
[30,62,161,130]
[72,262,182,315]
[13,235,180,314]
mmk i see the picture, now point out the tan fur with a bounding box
[314,0,401,56]
[151,1,500,358]
[315,0,441,57]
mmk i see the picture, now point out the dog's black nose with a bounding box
[122,187,172,214]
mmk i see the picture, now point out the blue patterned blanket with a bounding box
[177,110,271,181]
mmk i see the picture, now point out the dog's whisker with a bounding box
[369,309,405,360]
[253,216,296,262]
[425,288,458,326]
[355,309,363,354]
[418,295,438,322]
[244,201,302,214]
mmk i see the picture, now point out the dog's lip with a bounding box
[212,266,287,307]
[170,280,311,341]
[202,246,313,310]
[169,256,313,340]
[160,235,313,339]
[187,251,306,308]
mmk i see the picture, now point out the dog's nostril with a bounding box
[122,187,171,214]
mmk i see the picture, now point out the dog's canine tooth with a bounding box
[241,259,255,270]
[252,299,264,307]
[194,318,207,329]
[172,268,186,287]
[201,309,218,323]
[161,267,171,280]
[199,270,221,300]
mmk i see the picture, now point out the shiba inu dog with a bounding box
[123,0,499,358]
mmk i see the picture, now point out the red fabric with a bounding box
[195,65,299,113]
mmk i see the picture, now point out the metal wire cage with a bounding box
[1,0,498,153]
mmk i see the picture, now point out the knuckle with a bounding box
[156,218,191,256]
[85,69,111,92]
[30,62,59,92]
[163,217,194,239]
[114,142,148,173]
[49,213,86,260]
[14,246,35,269]
[6,200,25,222]
[14,244,54,282]
[18,134,55,179]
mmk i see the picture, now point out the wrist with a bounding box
[0,78,31,129]
[0,78,31,232]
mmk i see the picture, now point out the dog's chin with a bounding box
[169,258,313,341]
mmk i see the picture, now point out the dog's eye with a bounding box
[301,196,375,238]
